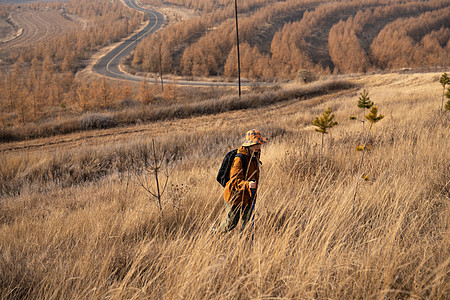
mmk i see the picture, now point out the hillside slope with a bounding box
[1,72,448,298]
[131,0,450,79]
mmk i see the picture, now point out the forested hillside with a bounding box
[0,0,142,125]
[0,0,448,128]
[133,0,450,79]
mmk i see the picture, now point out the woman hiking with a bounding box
[218,130,268,233]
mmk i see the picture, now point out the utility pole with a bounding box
[159,45,164,92]
[234,0,241,98]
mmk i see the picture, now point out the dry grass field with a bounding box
[0,72,449,299]
[0,10,79,58]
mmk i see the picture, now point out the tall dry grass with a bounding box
[0,72,448,299]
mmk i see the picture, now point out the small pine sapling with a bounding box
[439,73,450,111]
[313,106,338,168]
[350,89,373,132]
[352,106,384,210]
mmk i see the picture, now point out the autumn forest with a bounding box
[0,0,449,128]
[133,0,449,78]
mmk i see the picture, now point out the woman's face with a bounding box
[249,143,261,152]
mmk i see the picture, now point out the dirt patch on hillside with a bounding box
[0,10,79,59]
[0,17,19,43]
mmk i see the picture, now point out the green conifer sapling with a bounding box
[313,106,338,167]
[350,89,374,132]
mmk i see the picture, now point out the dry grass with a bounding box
[0,72,449,299]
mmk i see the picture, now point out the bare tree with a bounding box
[133,139,170,223]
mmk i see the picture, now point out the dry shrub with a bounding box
[78,112,117,130]
[296,69,319,83]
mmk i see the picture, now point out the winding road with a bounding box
[93,0,272,87]
[93,0,164,82]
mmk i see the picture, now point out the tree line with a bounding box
[329,2,449,73]
[1,0,448,127]
[134,0,324,79]
[369,7,450,70]
[132,0,449,80]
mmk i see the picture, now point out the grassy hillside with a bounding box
[0,72,449,298]
[0,80,354,143]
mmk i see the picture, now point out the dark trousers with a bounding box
[218,201,253,233]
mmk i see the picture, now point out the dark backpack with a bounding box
[217,149,248,187]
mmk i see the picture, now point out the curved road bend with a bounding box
[93,0,163,81]
[94,0,273,87]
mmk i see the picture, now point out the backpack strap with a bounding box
[235,153,248,179]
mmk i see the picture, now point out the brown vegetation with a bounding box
[0,72,448,298]
[370,6,450,70]
[0,1,448,298]
[132,0,449,79]
[0,10,78,57]
[2,0,448,130]
[0,0,142,127]
[135,0,322,78]
[0,80,355,143]
[328,1,448,73]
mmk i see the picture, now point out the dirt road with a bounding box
[0,10,78,58]
[94,0,274,88]
[2,71,441,155]
[0,88,353,155]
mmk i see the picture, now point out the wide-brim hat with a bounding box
[242,130,268,147]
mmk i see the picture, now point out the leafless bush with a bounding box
[131,139,171,222]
